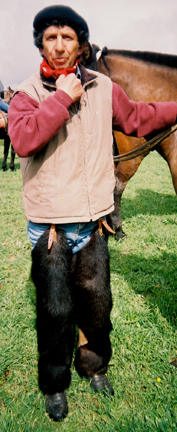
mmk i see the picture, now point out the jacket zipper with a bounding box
[76,102,92,219]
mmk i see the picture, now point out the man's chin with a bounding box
[53,61,69,70]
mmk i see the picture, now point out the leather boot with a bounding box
[90,374,114,395]
[45,392,68,422]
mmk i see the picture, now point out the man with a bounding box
[8,5,177,422]
[0,98,9,113]
[0,80,9,113]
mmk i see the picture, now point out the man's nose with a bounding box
[55,36,65,52]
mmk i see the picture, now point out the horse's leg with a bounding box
[110,132,146,239]
[2,133,10,171]
[157,136,177,195]
[168,152,177,194]
[107,175,127,240]
[10,144,16,171]
[170,163,177,194]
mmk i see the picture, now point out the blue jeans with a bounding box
[27,221,97,254]
[0,99,9,113]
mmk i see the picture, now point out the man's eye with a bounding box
[47,35,56,40]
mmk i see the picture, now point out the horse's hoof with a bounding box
[115,229,126,241]
[90,374,114,395]
[10,167,16,171]
[45,392,68,422]
[2,166,7,171]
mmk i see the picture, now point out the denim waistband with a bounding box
[27,221,97,254]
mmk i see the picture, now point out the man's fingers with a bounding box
[56,73,83,101]
[56,74,66,86]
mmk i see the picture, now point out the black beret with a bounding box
[33,5,89,43]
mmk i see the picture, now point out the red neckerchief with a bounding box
[40,57,80,79]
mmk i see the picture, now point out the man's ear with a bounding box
[39,48,44,57]
[80,42,93,66]
[78,41,87,57]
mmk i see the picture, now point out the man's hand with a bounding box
[56,74,84,102]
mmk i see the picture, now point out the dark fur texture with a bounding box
[31,226,113,394]
[1,126,15,171]
[73,229,112,378]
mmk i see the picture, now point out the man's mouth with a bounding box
[53,58,67,65]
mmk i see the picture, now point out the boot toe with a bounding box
[45,392,68,422]
[90,374,114,395]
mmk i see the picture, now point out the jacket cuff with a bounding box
[54,89,73,109]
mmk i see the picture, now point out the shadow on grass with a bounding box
[122,189,176,219]
[110,248,177,328]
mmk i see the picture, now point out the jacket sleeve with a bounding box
[8,90,73,157]
[112,82,177,137]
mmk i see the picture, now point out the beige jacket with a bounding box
[17,67,115,223]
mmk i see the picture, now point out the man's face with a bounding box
[40,25,85,69]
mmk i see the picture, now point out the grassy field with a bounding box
[0,143,177,431]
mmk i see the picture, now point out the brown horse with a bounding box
[4,87,14,104]
[82,45,177,238]
[0,125,15,171]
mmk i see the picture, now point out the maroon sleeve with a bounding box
[112,82,177,136]
[8,90,73,157]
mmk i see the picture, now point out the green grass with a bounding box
[0,143,177,431]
